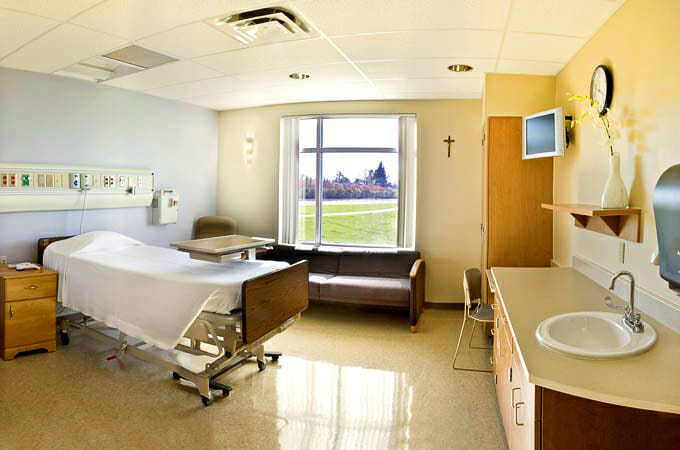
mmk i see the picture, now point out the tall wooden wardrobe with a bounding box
[482,116,553,301]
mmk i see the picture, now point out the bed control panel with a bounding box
[0,163,154,213]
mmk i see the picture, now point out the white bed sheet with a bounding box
[43,232,289,350]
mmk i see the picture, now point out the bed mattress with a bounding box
[43,232,289,350]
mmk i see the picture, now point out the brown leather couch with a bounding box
[259,245,425,332]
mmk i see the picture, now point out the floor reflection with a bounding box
[276,356,413,449]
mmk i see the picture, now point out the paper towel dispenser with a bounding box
[653,163,680,293]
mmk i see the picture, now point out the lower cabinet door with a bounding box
[510,354,536,450]
[4,297,56,348]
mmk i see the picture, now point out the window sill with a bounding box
[294,244,414,253]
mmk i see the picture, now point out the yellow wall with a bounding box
[218,99,482,302]
[553,0,680,307]
[484,73,556,117]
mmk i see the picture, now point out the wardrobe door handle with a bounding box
[514,402,525,426]
[9,305,15,319]
[511,387,520,405]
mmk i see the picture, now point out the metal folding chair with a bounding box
[453,268,494,372]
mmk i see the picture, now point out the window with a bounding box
[280,115,417,249]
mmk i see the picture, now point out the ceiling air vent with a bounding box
[54,45,178,83]
[214,7,311,45]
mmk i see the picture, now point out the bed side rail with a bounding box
[241,260,309,344]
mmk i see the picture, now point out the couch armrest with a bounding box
[409,259,425,332]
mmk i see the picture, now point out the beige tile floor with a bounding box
[0,304,506,450]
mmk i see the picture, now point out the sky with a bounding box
[299,118,399,183]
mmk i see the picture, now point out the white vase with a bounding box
[600,152,629,209]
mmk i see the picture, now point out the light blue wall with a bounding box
[0,67,218,262]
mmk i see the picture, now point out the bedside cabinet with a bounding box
[0,265,57,360]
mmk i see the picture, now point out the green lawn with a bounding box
[299,202,396,215]
[297,201,397,245]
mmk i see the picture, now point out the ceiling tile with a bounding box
[71,0,284,41]
[501,32,585,63]
[508,0,624,37]
[230,62,364,87]
[71,0,239,40]
[0,9,57,59]
[195,38,345,75]
[333,30,503,61]
[357,58,493,79]
[137,22,245,59]
[373,77,482,95]
[293,0,511,35]
[102,60,222,91]
[0,0,103,21]
[148,63,364,100]
[496,59,564,76]
[0,23,126,73]
[186,80,377,110]
[145,75,239,99]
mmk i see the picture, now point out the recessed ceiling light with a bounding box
[289,73,310,80]
[448,64,473,72]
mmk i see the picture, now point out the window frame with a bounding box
[296,114,401,248]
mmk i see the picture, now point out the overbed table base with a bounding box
[69,314,298,406]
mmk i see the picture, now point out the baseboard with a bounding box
[572,255,680,333]
[424,301,463,310]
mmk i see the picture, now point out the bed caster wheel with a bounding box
[59,331,70,346]
[201,396,213,407]
[270,355,280,362]
[258,360,266,371]
[222,389,230,398]
[172,372,181,381]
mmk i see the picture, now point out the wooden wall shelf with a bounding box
[541,203,642,242]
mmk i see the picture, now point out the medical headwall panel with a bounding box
[0,163,154,213]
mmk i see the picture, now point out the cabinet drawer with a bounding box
[4,297,56,348]
[4,274,57,302]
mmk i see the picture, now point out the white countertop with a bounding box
[491,267,680,414]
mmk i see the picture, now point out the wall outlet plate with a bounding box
[0,255,7,265]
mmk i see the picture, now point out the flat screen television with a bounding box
[522,107,565,160]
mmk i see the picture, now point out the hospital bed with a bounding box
[39,232,308,406]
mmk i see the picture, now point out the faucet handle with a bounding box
[604,296,625,310]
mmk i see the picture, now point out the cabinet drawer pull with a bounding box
[514,401,525,426]
[490,328,495,336]
[25,284,39,290]
[9,305,15,319]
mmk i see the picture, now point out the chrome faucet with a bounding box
[605,271,644,333]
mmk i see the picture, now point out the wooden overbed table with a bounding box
[171,235,274,262]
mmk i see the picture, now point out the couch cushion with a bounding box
[308,273,334,300]
[260,245,339,274]
[337,250,420,278]
[305,252,340,274]
[320,275,410,307]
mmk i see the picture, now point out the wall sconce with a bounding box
[244,137,255,166]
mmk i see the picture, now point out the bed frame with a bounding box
[38,236,309,406]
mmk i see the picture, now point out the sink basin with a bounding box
[535,311,656,359]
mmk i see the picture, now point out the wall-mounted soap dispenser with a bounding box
[653,163,680,293]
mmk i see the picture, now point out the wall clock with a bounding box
[590,65,613,115]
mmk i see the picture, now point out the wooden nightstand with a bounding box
[0,265,57,360]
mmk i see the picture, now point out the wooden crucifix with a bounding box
[443,135,455,158]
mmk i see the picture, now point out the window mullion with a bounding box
[314,118,323,246]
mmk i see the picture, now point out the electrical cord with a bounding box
[79,187,88,235]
